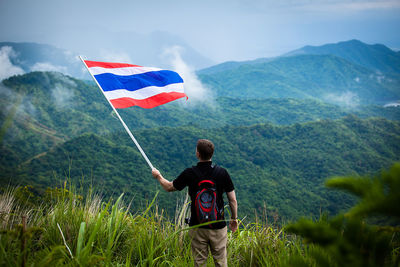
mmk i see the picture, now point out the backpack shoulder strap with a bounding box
[211,165,223,178]
[192,165,222,180]
[191,166,203,180]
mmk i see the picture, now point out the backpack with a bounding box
[192,165,223,228]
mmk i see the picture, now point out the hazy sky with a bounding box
[1,0,399,63]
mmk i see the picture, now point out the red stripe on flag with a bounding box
[110,92,188,109]
[84,60,142,68]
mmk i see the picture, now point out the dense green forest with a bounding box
[1,71,400,222]
[2,110,399,221]
[1,39,400,223]
[1,71,399,165]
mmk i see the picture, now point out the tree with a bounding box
[286,163,400,267]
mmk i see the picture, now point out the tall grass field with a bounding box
[1,163,399,266]
[0,184,306,266]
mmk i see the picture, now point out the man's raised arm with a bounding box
[152,169,176,192]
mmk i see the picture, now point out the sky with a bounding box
[0,0,399,65]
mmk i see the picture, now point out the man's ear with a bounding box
[196,149,200,159]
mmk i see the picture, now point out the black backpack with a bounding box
[192,165,223,228]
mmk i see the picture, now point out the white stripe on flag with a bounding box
[88,66,162,76]
[103,83,185,100]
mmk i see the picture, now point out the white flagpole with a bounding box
[79,56,154,170]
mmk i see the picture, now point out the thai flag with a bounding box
[84,60,187,109]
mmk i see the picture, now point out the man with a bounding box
[152,139,238,267]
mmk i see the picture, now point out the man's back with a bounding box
[173,162,234,228]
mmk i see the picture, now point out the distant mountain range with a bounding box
[198,40,400,105]
[284,39,400,74]
[1,71,399,163]
[199,39,400,75]
[1,39,400,222]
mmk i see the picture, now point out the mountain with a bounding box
[198,40,400,75]
[197,57,276,75]
[3,116,400,221]
[284,40,400,74]
[2,71,399,167]
[199,54,400,105]
[2,39,400,222]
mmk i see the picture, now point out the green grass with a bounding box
[0,184,306,266]
[2,162,399,266]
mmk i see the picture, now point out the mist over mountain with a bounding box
[2,71,398,163]
[1,69,400,221]
[0,32,214,81]
[0,42,87,79]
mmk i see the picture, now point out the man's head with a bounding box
[196,139,214,161]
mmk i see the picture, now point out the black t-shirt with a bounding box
[173,161,235,229]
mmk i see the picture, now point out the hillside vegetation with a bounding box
[1,39,400,223]
[1,71,399,166]
[3,114,400,222]
[199,54,400,104]
[0,163,399,266]
[1,39,400,265]
[285,39,400,74]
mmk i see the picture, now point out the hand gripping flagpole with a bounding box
[79,56,154,170]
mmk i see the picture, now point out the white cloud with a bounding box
[384,101,400,107]
[51,84,75,108]
[30,62,68,73]
[376,74,385,83]
[0,83,37,118]
[162,46,216,107]
[47,73,76,109]
[324,91,360,108]
[0,46,25,81]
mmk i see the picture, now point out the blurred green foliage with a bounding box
[286,163,400,267]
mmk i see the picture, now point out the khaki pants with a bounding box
[188,226,228,267]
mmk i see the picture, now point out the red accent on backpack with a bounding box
[192,166,222,228]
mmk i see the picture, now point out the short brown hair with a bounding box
[196,139,214,161]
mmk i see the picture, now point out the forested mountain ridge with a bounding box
[2,71,398,169]
[199,54,400,104]
[199,39,400,75]
[284,39,400,74]
[3,115,400,221]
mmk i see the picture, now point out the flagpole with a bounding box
[79,56,155,170]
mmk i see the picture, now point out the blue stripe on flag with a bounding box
[94,70,183,92]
